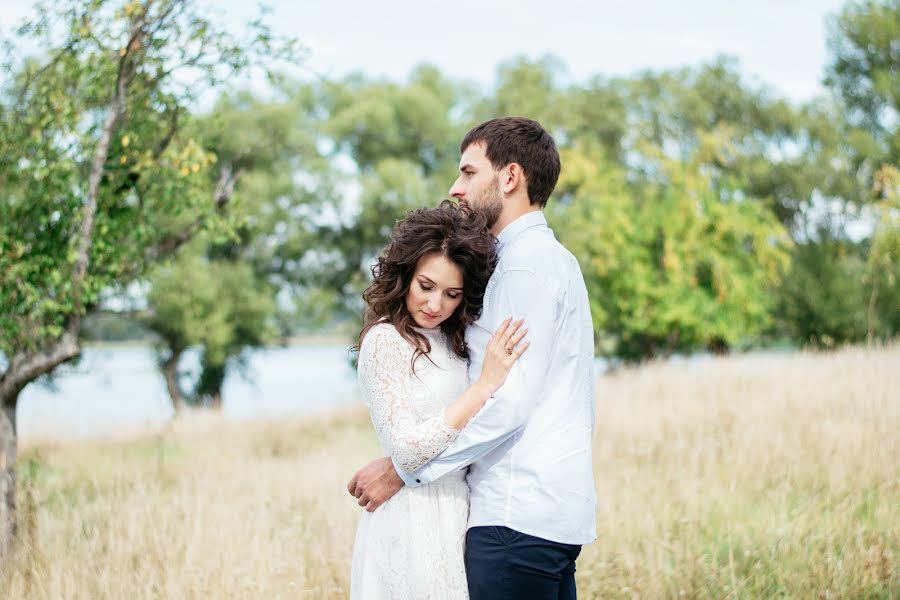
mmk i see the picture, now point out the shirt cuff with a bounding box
[392,456,426,487]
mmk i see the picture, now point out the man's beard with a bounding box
[473,175,503,230]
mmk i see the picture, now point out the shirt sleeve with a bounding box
[395,268,558,486]
[359,327,461,473]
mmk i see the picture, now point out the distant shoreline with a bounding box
[82,333,353,350]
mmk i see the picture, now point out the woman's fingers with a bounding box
[511,340,531,359]
[491,317,513,347]
[500,319,524,352]
[507,326,528,351]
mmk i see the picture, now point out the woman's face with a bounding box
[405,252,464,329]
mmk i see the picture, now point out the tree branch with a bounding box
[0,330,79,410]
[72,11,150,309]
[147,165,241,260]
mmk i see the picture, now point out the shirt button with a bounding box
[415,479,421,483]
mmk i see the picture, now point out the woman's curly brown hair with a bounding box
[355,200,497,369]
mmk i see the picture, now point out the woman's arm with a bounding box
[359,322,527,473]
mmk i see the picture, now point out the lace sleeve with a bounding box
[358,326,460,472]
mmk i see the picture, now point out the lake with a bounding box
[16,343,361,442]
[15,341,628,443]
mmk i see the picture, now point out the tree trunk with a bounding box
[162,347,186,412]
[867,275,879,345]
[197,361,226,410]
[0,404,17,562]
[0,337,81,564]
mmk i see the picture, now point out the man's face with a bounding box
[449,142,503,229]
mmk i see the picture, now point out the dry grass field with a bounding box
[1,344,898,598]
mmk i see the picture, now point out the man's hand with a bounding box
[347,456,406,512]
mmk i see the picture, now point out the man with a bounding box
[348,117,596,599]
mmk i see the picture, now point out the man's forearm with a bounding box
[396,394,524,486]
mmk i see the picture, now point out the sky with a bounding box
[1,0,849,103]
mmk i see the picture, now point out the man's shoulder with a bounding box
[498,228,576,275]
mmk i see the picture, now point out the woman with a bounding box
[350,201,528,599]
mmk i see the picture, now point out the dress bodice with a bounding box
[357,323,468,472]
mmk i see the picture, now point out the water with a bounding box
[15,342,730,443]
[17,343,361,442]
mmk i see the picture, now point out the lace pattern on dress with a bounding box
[357,324,460,472]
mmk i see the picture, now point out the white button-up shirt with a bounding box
[396,211,597,545]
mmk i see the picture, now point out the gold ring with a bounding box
[505,346,512,355]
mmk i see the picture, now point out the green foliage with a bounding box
[551,143,791,359]
[825,0,900,158]
[145,248,278,403]
[142,87,336,404]
[0,0,298,364]
[823,0,900,342]
[324,65,466,178]
[776,239,870,346]
[312,70,474,317]
[80,311,152,342]
[6,0,899,372]
[865,165,900,337]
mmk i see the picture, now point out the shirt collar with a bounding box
[496,211,547,254]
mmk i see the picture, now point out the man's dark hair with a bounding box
[460,117,561,208]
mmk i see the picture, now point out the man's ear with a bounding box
[501,163,524,194]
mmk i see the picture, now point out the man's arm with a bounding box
[397,268,557,486]
[347,318,529,511]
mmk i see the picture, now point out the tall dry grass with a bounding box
[1,344,897,598]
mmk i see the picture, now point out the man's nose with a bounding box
[449,178,463,198]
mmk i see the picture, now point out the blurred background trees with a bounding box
[3,0,898,405]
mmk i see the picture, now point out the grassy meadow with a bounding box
[1,344,898,598]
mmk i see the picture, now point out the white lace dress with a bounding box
[350,322,470,600]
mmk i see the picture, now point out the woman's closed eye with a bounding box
[420,282,460,299]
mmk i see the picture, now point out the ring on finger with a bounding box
[505,345,512,355]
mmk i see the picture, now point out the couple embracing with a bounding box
[347,117,596,599]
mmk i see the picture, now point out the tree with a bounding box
[825,0,899,162]
[825,0,900,341]
[324,65,468,179]
[550,142,791,360]
[0,0,298,558]
[313,68,473,320]
[866,165,900,340]
[143,87,337,411]
[146,248,278,409]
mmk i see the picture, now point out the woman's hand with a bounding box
[477,317,529,395]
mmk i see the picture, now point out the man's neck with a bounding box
[490,204,542,238]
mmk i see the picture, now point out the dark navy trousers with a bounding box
[465,526,582,600]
